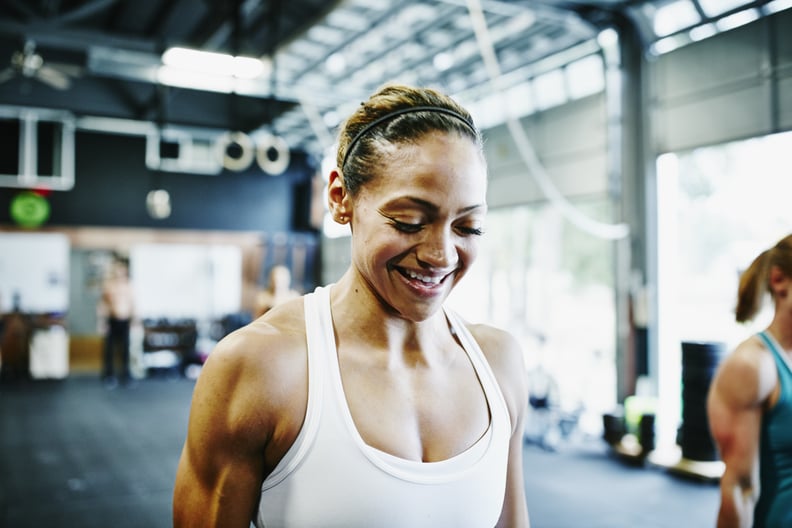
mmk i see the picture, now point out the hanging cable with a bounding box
[465,0,630,240]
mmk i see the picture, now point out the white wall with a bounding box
[131,243,241,320]
[0,233,69,313]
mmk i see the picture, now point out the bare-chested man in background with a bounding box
[99,254,134,388]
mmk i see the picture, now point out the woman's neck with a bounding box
[329,273,450,359]
[767,314,792,352]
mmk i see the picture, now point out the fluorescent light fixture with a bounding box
[533,69,567,111]
[322,110,340,128]
[162,47,266,79]
[653,0,701,37]
[158,66,235,93]
[566,55,605,100]
[325,52,346,74]
[650,34,688,55]
[715,8,760,32]
[504,82,535,118]
[433,52,454,72]
[468,94,505,130]
[689,23,718,42]
[765,0,792,14]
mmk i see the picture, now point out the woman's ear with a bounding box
[327,169,351,225]
[769,265,789,299]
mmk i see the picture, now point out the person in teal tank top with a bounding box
[708,233,792,527]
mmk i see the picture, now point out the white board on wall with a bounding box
[130,243,242,320]
[0,233,70,313]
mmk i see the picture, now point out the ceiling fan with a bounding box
[0,40,82,90]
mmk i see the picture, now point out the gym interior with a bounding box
[1,0,791,526]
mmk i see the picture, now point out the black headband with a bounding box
[341,105,477,169]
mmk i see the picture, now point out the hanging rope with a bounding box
[465,0,630,240]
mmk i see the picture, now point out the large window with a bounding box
[448,199,618,433]
[655,130,792,443]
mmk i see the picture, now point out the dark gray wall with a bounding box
[0,130,318,233]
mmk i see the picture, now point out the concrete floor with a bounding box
[0,374,719,527]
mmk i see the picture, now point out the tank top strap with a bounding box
[758,331,792,405]
[260,285,329,492]
[759,331,792,375]
[443,307,512,433]
[258,289,512,527]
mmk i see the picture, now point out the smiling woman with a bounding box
[172,83,529,528]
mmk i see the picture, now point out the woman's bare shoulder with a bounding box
[712,335,776,406]
[464,321,523,366]
[719,335,770,377]
[180,296,310,483]
[197,297,308,417]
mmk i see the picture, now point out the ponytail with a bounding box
[735,234,792,323]
[735,250,769,323]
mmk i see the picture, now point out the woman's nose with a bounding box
[418,228,457,268]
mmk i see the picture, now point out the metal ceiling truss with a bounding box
[1,0,774,164]
[0,0,608,161]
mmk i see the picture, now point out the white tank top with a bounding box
[256,285,511,528]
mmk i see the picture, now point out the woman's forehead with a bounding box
[379,131,485,174]
[357,136,487,208]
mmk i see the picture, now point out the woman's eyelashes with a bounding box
[389,219,423,233]
[457,226,484,236]
[387,217,484,237]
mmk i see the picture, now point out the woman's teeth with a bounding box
[405,269,442,284]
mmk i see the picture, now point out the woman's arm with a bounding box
[473,325,530,528]
[498,400,530,528]
[707,342,776,528]
[173,336,268,527]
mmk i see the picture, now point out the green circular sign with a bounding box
[10,191,50,228]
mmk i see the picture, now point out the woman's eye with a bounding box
[391,220,423,233]
[457,225,484,236]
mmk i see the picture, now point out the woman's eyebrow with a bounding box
[458,203,487,215]
[386,196,486,215]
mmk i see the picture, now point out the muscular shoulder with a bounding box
[237,296,307,354]
[711,335,777,408]
[466,323,523,370]
[196,297,308,438]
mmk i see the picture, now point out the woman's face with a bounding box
[347,130,487,322]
